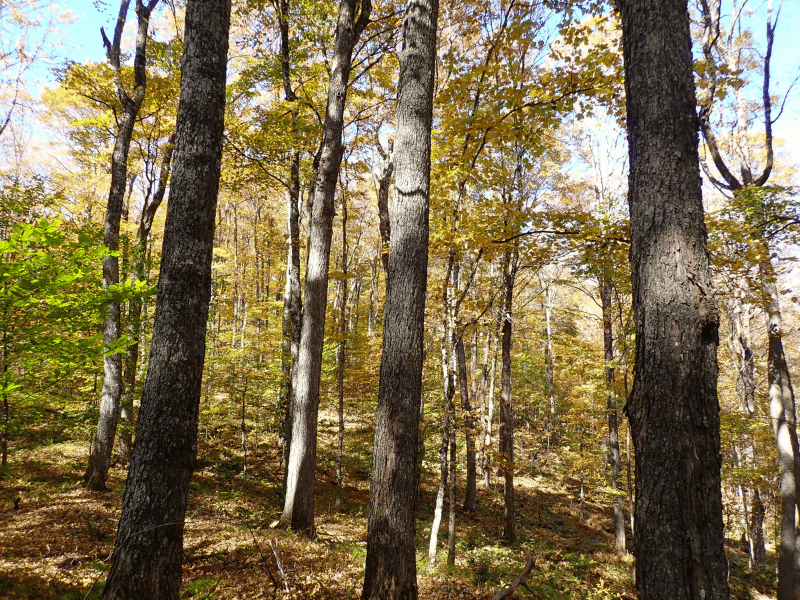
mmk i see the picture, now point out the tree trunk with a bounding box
[1,323,7,468]
[276,0,302,479]
[456,333,476,512]
[336,185,349,512]
[618,0,730,597]
[361,0,437,593]
[447,414,457,567]
[428,355,451,565]
[430,256,457,565]
[601,274,625,556]
[102,0,229,596]
[484,323,498,488]
[280,0,371,535]
[85,0,159,492]
[761,256,800,600]
[499,248,517,543]
[543,280,555,443]
[119,132,175,464]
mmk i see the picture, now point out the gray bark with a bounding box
[85,0,159,491]
[101,0,230,596]
[280,0,371,534]
[361,0,437,595]
[762,256,800,600]
[119,132,175,463]
[618,0,730,597]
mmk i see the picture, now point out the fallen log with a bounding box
[492,548,542,600]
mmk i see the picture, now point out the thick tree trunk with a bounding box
[761,256,800,600]
[499,249,517,543]
[619,1,730,597]
[85,0,159,492]
[280,0,371,535]
[101,0,229,596]
[361,0,437,594]
[601,274,625,556]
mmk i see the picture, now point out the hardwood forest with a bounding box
[0,0,798,598]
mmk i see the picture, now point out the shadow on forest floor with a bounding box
[0,408,777,599]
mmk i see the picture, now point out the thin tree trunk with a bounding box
[499,248,517,543]
[119,132,175,463]
[447,414,457,567]
[101,0,230,595]
[280,0,371,535]
[429,321,455,566]
[455,333,476,512]
[336,184,349,512]
[276,0,302,481]
[361,0,437,593]
[619,0,730,596]
[85,0,159,492]
[1,322,7,468]
[541,277,555,448]
[602,274,625,555]
[484,323,498,488]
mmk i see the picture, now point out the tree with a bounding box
[695,0,796,586]
[279,0,371,535]
[618,0,731,598]
[361,0,439,595]
[1,216,105,469]
[84,0,160,491]
[101,0,230,595]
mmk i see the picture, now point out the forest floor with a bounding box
[0,408,779,599]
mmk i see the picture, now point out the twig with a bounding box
[270,538,290,595]
[246,524,279,591]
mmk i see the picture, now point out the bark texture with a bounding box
[619,1,730,598]
[85,0,159,491]
[361,0,438,595]
[762,258,800,600]
[280,0,370,535]
[101,0,230,596]
[119,131,175,463]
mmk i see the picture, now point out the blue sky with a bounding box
[38,0,800,169]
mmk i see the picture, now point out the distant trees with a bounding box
[618,0,730,598]
[101,0,230,595]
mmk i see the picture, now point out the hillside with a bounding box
[0,405,776,599]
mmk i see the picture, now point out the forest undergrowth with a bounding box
[0,404,777,599]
